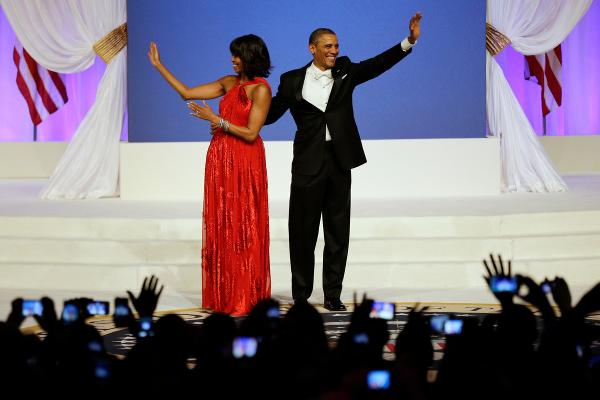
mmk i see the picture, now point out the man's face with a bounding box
[309,34,339,71]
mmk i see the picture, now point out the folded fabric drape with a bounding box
[486,0,592,192]
[0,0,127,199]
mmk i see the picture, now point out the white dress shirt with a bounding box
[302,37,415,141]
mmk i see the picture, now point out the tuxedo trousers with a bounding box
[289,142,351,301]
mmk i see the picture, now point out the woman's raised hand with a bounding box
[148,41,161,67]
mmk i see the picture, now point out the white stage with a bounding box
[1,137,600,322]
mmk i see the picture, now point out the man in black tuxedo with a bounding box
[266,13,422,311]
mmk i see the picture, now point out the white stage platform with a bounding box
[1,137,600,322]
[2,175,600,322]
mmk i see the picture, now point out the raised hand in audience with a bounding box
[6,298,24,329]
[395,304,433,379]
[573,281,600,317]
[127,275,164,318]
[548,276,573,316]
[483,253,515,307]
[516,274,557,327]
[34,297,58,333]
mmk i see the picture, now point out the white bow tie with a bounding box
[312,68,332,80]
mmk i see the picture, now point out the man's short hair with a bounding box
[309,28,336,45]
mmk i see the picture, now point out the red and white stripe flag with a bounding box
[524,45,562,116]
[12,43,68,126]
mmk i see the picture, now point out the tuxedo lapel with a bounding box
[326,59,347,110]
[293,62,312,103]
[326,76,343,110]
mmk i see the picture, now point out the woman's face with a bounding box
[231,55,243,75]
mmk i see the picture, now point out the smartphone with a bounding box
[541,281,553,294]
[369,301,395,320]
[114,298,130,317]
[353,332,369,345]
[138,316,154,338]
[22,300,43,317]
[232,336,258,359]
[62,302,79,323]
[266,306,280,319]
[490,276,518,293]
[430,315,450,333]
[367,370,391,390]
[87,301,109,316]
[444,319,464,335]
[94,360,110,379]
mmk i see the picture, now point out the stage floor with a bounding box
[2,175,600,325]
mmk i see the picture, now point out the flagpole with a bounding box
[33,124,37,142]
[543,115,547,136]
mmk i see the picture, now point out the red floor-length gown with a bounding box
[201,77,271,316]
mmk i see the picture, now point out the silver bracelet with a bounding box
[218,117,230,132]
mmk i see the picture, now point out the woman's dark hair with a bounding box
[229,34,272,79]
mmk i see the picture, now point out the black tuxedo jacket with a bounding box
[266,41,412,175]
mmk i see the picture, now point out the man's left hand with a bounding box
[408,12,422,44]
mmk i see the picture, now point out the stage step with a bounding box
[2,211,600,298]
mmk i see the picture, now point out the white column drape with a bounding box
[0,0,126,199]
[486,0,592,192]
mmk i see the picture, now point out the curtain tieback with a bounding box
[486,23,511,56]
[94,23,128,64]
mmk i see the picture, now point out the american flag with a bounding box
[524,45,562,117]
[12,43,68,126]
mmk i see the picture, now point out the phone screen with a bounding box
[232,337,258,359]
[137,316,154,338]
[114,299,130,317]
[87,301,109,316]
[367,370,391,390]
[430,315,449,333]
[62,303,79,322]
[369,301,395,320]
[22,300,43,317]
[490,276,518,293]
[444,319,464,335]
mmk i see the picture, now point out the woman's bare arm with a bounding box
[148,41,226,100]
[188,84,271,142]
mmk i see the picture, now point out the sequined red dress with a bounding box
[202,77,271,316]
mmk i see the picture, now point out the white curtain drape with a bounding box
[0,0,126,199]
[487,0,592,192]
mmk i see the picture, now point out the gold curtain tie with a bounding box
[94,23,127,64]
[486,22,511,56]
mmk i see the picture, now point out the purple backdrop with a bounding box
[495,1,600,136]
[0,3,598,142]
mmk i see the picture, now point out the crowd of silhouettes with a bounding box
[1,254,599,398]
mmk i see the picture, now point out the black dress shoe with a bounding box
[293,298,308,305]
[323,298,347,311]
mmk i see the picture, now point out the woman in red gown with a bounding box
[148,35,271,316]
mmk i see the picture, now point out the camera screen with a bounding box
[490,276,518,293]
[87,301,109,315]
[353,333,369,345]
[266,306,280,319]
[369,301,395,320]
[22,300,43,317]
[367,370,391,390]
[233,337,258,359]
[444,319,464,335]
[62,303,79,322]
[430,315,449,333]
[541,282,552,294]
[138,317,154,338]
